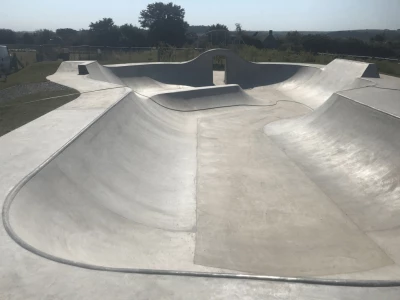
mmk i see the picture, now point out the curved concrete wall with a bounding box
[100,49,379,108]
[6,94,216,271]
[266,93,400,231]
[265,93,400,276]
[150,85,267,111]
[103,49,379,88]
[104,49,322,88]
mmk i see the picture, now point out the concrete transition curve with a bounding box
[2,49,400,299]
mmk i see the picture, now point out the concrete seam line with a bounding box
[133,89,314,112]
[373,87,400,91]
[0,93,80,108]
[0,87,127,108]
[337,83,377,93]
[194,117,200,269]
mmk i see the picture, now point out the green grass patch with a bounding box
[98,48,204,65]
[0,90,79,137]
[232,46,332,64]
[0,61,62,91]
[369,60,400,77]
[99,50,158,65]
[2,89,79,106]
[232,46,400,77]
[0,59,79,136]
[13,51,38,68]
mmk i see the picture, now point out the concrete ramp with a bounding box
[246,59,379,108]
[2,49,400,300]
[6,94,215,271]
[265,92,400,277]
[150,85,270,111]
[265,93,400,233]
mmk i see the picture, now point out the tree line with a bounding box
[0,1,399,58]
[0,2,190,47]
[277,31,400,58]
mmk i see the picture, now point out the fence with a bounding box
[318,52,400,63]
[69,46,208,64]
[6,44,208,65]
[5,44,400,78]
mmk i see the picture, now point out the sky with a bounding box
[1,0,400,32]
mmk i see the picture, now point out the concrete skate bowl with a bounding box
[4,49,400,285]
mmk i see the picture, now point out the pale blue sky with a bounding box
[1,0,399,32]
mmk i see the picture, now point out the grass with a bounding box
[12,51,38,68]
[234,46,335,64]
[84,45,400,78]
[0,61,62,90]
[98,50,158,65]
[0,60,79,136]
[2,89,79,106]
[6,46,399,77]
[232,46,400,77]
[363,59,400,77]
[0,91,79,137]
[68,48,159,64]
[99,48,202,64]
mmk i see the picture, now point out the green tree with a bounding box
[242,34,263,49]
[235,23,242,36]
[119,24,147,47]
[282,31,303,51]
[139,2,188,46]
[56,28,78,45]
[208,24,229,45]
[302,34,332,53]
[286,31,302,44]
[33,29,55,44]
[371,34,385,43]
[0,29,17,44]
[209,24,228,31]
[22,33,35,44]
[89,18,120,46]
[73,30,91,46]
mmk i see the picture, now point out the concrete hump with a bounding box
[150,84,264,110]
[323,59,379,79]
[78,61,123,85]
[54,61,93,74]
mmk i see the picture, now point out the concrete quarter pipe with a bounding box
[1,49,400,299]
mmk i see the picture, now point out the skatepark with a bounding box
[1,48,400,299]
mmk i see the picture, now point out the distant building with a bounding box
[263,30,277,49]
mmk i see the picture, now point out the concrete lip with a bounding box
[2,49,400,299]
